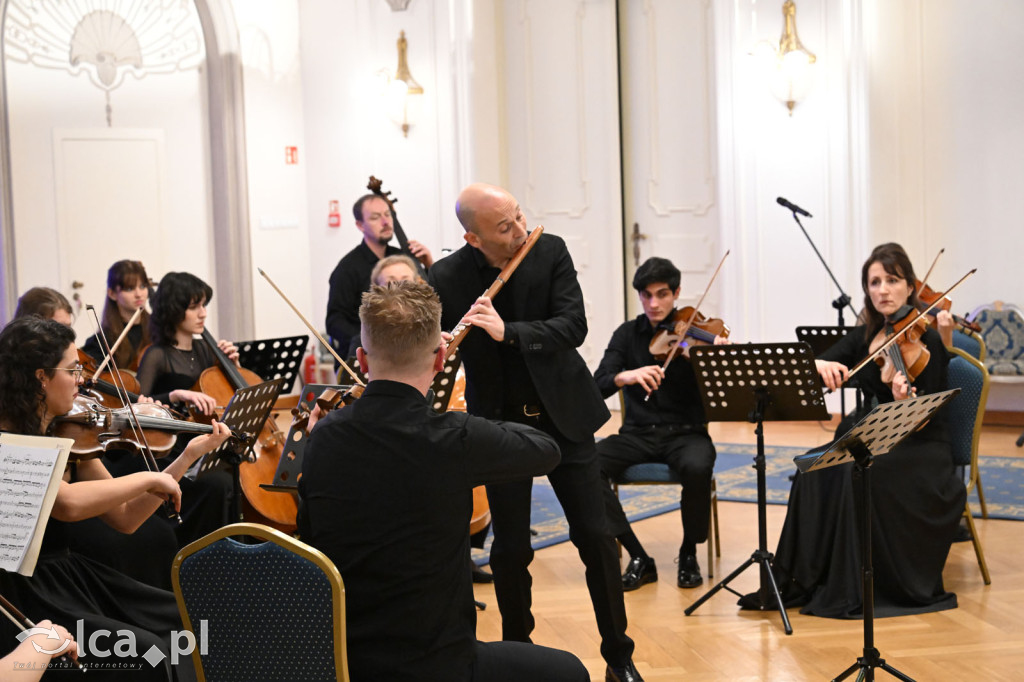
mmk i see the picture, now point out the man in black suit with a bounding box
[299,280,588,682]
[428,183,643,682]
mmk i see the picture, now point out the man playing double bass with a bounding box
[325,193,433,360]
[428,183,643,682]
[595,257,728,593]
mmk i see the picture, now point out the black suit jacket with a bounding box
[429,233,609,443]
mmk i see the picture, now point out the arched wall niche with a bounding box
[0,0,253,339]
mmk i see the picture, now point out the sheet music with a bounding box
[0,434,72,576]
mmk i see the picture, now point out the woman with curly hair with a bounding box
[0,315,229,680]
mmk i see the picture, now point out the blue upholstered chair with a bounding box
[172,523,348,681]
[968,301,1024,447]
[951,328,986,362]
[946,348,992,584]
[610,465,720,578]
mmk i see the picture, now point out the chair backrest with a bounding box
[945,348,989,473]
[171,522,348,682]
[951,328,986,362]
[969,302,1024,365]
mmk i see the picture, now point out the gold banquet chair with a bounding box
[946,347,992,585]
[171,523,349,681]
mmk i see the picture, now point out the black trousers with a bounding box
[485,412,634,668]
[597,427,716,550]
[471,640,589,681]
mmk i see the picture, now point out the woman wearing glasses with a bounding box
[0,315,229,680]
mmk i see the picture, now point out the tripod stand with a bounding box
[795,388,959,681]
[684,343,828,634]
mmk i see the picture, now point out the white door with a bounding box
[618,0,724,319]
[53,129,169,342]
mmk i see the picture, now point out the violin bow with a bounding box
[0,592,86,672]
[838,268,976,389]
[444,226,544,360]
[257,268,365,387]
[918,247,944,290]
[91,306,142,378]
[658,250,731,372]
[85,305,181,522]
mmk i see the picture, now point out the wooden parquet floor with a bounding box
[473,419,1024,681]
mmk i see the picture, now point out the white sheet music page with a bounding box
[0,434,72,576]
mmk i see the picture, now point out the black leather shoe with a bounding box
[471,564,494,583]
[606,660,644,682]
[621,556,657,591]
[677,553,703,588]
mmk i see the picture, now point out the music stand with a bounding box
[261,383,350,493]
[796,326,861,418]
[236,335,309,394]
[197,378,286,521]
[684,342,829,635]
[430,349,462,413]
[795,388,960,682]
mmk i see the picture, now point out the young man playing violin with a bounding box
[595,257,728,591]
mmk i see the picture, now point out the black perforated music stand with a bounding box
[430,349,462,413]
[795,388,959,682]
[237,335,309,393]
[261,383,351,493]
[796,325,861,417]
[197,378,286,521]
[684,342,829,634]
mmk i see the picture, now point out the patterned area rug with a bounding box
[472,443,1022,563]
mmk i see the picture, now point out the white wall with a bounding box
[298,0,460,336]
[231,0,316,342]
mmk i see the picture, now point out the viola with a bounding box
[868,305,930,388]
[77,349,142,408]
[649,307,730,362]
[913,279,981,333]
[191,328,296,530]
[53,395,249,460]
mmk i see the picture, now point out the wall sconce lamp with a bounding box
[754,1,817,115]
[386,30,423,137]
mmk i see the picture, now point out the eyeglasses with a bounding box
[44,363,85,380]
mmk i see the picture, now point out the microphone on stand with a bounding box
[776,197,813,218]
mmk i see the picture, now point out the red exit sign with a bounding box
[285,146,298,164]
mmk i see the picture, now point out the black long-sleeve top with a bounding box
[325,242,402,357]
[297,380,559,681]
[593,313,707,428]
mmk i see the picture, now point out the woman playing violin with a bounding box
[81,259,153,370]
[750,242,966,618]
[0,316,229,680]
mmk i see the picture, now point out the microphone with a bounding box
[776,197,812,218]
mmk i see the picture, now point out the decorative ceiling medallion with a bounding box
[4,0,204,110]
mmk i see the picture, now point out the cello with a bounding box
[191,328,296,531]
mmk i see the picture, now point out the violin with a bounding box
[53,395,249,460]
[914,279,981,333]
[191,328,296,530]
[869,305,930,389]
[649,307,730,362]
[77,349,142,408]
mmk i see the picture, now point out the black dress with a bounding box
[0,469,193,680]
[758,325,966,618]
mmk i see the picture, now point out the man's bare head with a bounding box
[455,183,528,268]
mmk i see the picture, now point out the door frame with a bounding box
[0,0,254,339]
